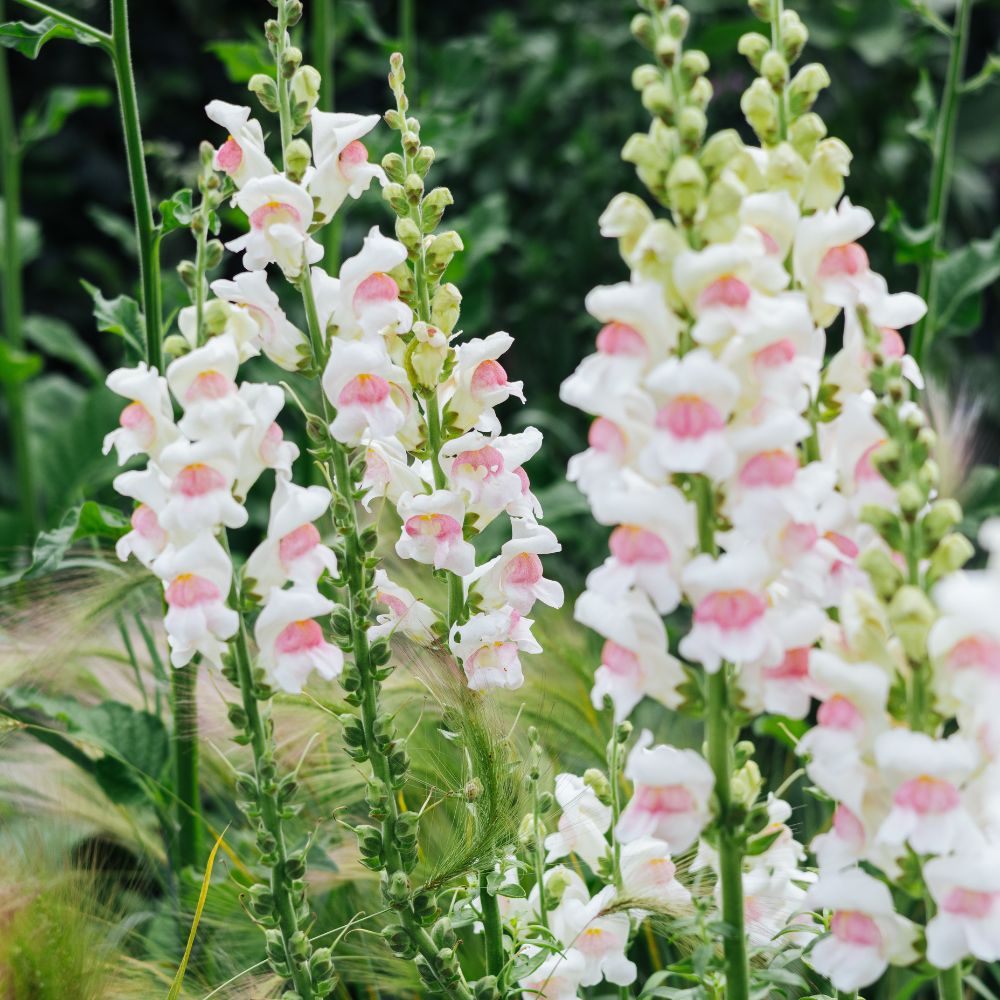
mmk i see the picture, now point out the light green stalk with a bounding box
[936,964,963,1000]
[0,1,38,542]
[910,0,973,367]
[310,0,343,272]
[109,0,162,370]
[399,0,415,82]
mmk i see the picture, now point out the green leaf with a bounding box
[23,314,103,382]
[0,200,41,268]
[880,199,939,266]
[21,500,128,579]
[0,339,41,384]
[158,188,194,237]
[495,881,526,898]
[0,17,100,58]
[74,500,130,540]
[962,53,1000,95]
[19,85,111,146]
[80,279,145,356]
[204,39,272,83]
[906,69,938,147]
[507,946,550,982]
[84,701,169,803]
[935,227,1000,334]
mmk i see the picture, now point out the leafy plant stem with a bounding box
[0,6,38,542]
[12,0,109,44]
[910,0,973,367]
[936,963,963,1000]
[530,779,548,930]
[109,0,161,370]
[479,868,504,977]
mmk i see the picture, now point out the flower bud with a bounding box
[788,62,831,117]
[290,65,321,113]
[858,547,904,601]
[688,75,713,109]
[922,499,962,549]
[404,173,424,205]
[761,50,789,89]
[731,759,762,810]
[284,138,311,183]
[426,230,464,272]
[678,106,707,151]
[700,128,745,178]
[249,73,280,113]
[749,0,771,20]
[789,111,827,159]
[630,12,656,49]
[583,767,613,805]
[280,45,302,80]
[898,481,926,520]
[741,77,779,145]
[394,216,423,252]
[801,137,852,211]
[680,49,710,84]
[414,145,436,176]
[545,868,572,907]
[666,155,706,219]
[737,32,770,72]
[422,186,454,232]
[284,0,303,25]
[780,10,808,63]
[641,81,673,118]
[204,239,224,270]
[666,6,690,38]
[655,33,678,68]
[382,152,405,184]
[888,585,936,662]
[176,260,197,289]
[431,282,462,334]
[406,322,450,390]
[632,64,661,91]
[860,504,904,550]
[928,533,975,585]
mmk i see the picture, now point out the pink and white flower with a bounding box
[448,606,541,691]
[544,772,612,871]
[359,436,427,510]
[619,837,690,911]
[166,336,253,440]
[367,570,438,643]
[467,520,563,614]
[924,851,1000,968]
[205,100,274,188]
[157,437,247,538]
[395,489,476,576]
[254,586,343,693]
[447,332,525,434]
[556,885,637,988]
[112,467,169,568]
[616,730,714,851]
[103,363,179,463]
[307,110,384,222]
[233,382,299,499]
[440,429,535,526]
[518,948,586,1000]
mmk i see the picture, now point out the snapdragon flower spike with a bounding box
[103,363,179,463]
[205,100,274,189]
[543,773,613,871]
[448,606,542,691]
[367,569,437,643]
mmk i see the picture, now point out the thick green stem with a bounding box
[531,781,548,931]
[311,0,342,272]
[0,12,38,542]
[275,3,293,157]
[170,662,202,869]
[109,0,161,370]
[706,668,750,1000]
[936,963,964,1000]
[399,0,415,81]
[479,868,504,977]
[770,0,788,140]
[910,0,973,367]
[229,611,315,1000]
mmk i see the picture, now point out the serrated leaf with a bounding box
[159,188,194,236]
[23,314,103,382]
[935,228,1000,333]
[0,17,100,58]
[80,279,144,356]
[19,85,111,146]
[507,946,550,982]
[0,339,41,384]
[496,881,526,898]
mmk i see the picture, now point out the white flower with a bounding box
[467,520,563,614]
[233,382,300,500]
[556,885,636,988]
[447,331,525,434]
[205,100,274,188]
[103,363,179,463]
[112,467,169,568]
[805,867,918,992]
[616,730,714,851]
[166,335,253,440]
[307,111,384,222]
[367,570,438,643]
[254,586,343,693]
[228,174,323,279]
[449,606,541,691]
[359,436,427,510]
[395,489,476,576]
[157,437,247,539]
[518,947,586,1000]
[619,837,690,911]
[924,851,1000,968]
[244,480,337,597]
[544,773,612,871]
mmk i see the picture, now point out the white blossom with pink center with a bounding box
[874,730,980,856]
[359,436,427,510]
[395,489,476,577]
[544,773,612,872]
[616,731,714,851]
[322,338,410,444]
[103,363,179,463]
[619,837,690,912]
[574,588,684,720]
[554,885,636,988]
[228,174,322,279]
[244,480,337,597]
[467,520,563,615]
[254,586,343,694]
[307,110,384,223]
[447,331,526,434]
[517,948,586,1000]
[210,270,308,371]
[448,606,541,691]
[112,467,169,568]
[233,382,300,499]
[566,406,651,500]
[367,569,437,644]
[924,852,1000,968]
[205,100,274,189]
[440,429,533,526]
[177,299,261,363]
[805,867,918,991]
[167,335,253,440]
[153,534,239,668]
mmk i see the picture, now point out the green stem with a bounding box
[170,662,202,869]
[706,668,750,1000]
[910,0,973,367]
[531,781,548,931]
[229,609,315,1000]
[770,0,788,140]
[275,2,293,158]
[12,0,110,44]
[936,962,963,1000]
[109,0,161,370]
[311,0,342,272]
[0,9,38,542]
[399,0,415,82]
[479,868,504,977]
[609,734,623,893]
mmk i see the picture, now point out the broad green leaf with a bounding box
[19,85,111,146]
[75,499,130,540]
[0,17,100,58]
[21,500,128,578]
[87,205,137,255]
[85,701,170,803]
[0,339,42,384]
[81,279,145,356]
[205,39,272,83]
[935,227,1000,333]
[23,314,103,382]
[158,188,194,237]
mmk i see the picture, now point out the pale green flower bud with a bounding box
[741,77,779,145]
[280,45,302,80]
[731,760,763,810]
[737,32,770,72]
[858,547,904,601]
[898,482,926,520]
[422,186,454,233]
[204,297,231,336]
[598,192,654,261]
[801,137,852,210]
[414,145,436,177]
[382,152,405,184]
[284,0,303,26]
[641,81,673,119]
[583,768,613,806]
[406,322,450,391]
[667,155,706,219]
[290,65,321,114]
[426,230,464,272]
[177,259,197,288]
[284,138,311,183]
[248,73,279,113]
[761,50,789,89]
[702,173,744,244]
[860,504,904,550]
[928,534,975,585]
[918,458,940,493]
[630,13,656,50]
[205,239,224,270]
[404,172,424,204]
[700,129,745,178]
[780,10,808,64]
[431,282,462,334]
[788,62,831,118]
[632,64,661,91]
[546,867,572,907]
[680,49,710,84]
[394,215,422,252]
[888,585,936,662]
[765,141,807,198]
[383,182,408,216]
[922,499,962,549]
[163,334,190,358]
[688,76,713,110]
[666,6,690,39]
[749,0,771,21]
[789,111,827,160]
[517,813,535,845]
[678,106,707,151]
[655,34,679,68]
[630,219,687,303]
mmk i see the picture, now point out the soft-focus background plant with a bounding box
[3,0,1000,997]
